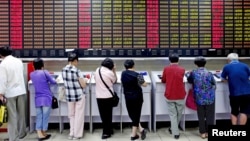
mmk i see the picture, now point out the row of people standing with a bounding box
[29,52,148,140]
[161,52,250,140]
[0,45,147,141]
[61,53,148,140]
[1,45,249,141]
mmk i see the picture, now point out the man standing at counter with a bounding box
[0,45,27,141]
[221,53,250,125]
[161,53,186,139]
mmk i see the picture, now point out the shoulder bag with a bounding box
[186,89,197,110]
[98,67,119,107]
[44,71,59,109]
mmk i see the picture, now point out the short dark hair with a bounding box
[194,56,206,67]
[68,52,78,62]
[101,58,114,70]
[124,59,134,69]
[0,45,12,57]
[169,53,179,63]
[33,58,44,70]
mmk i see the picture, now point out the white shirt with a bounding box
[0,55,26,98]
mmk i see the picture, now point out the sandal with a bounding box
[205,133,208,138]
[200,133,206,139]
[141,129,147,140]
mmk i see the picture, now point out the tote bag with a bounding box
[186,89,197,110]
[0,102,8,124]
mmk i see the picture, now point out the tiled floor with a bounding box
[0,127,206,141]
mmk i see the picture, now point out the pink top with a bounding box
[94,67,117,98]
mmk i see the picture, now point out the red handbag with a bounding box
[186,89,197,110]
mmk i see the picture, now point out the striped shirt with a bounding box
[62,64,85,102]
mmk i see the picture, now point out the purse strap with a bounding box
[43,70,53,95]
[98,67,114,96]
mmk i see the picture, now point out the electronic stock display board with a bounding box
[0,0,249,57]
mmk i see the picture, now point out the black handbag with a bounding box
[44,71,59,109]
[98,67,119,107]
[52,96,59,109]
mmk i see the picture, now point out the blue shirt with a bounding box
[221,60,250,96]
[187,68,216,105]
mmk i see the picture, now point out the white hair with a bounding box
[227,53,238,60]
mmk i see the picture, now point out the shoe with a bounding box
[73,137,81,140]
[131,134,139,140]
[110,130,114,135]
[19,132,27,139]
[38,135,51,141]
[174,135,180,139]
[141,129,147,140]
[68,136,73,140]
[45,134,51,138]
[168,128,172,134]
[205,133,208,138]
[200,133,206,139]
[178,124,183,131]
[101,134,111,139]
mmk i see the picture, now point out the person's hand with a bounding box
[84,78,89,83]
[0,94,4,101]
[112,64,116,72]
[56,78,61,83]
[0,94,7,104]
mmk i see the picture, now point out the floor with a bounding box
[0,126,206,141]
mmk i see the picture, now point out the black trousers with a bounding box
[125,98,143,127]
[197,102,215,134]
[97,98,113,135]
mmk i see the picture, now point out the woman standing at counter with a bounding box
[62,52,87,140]
[94,58,117,139]
[30,58,57,140]
[187,56,216,139]
[121,59,147,140]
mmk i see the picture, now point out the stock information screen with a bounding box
[0,0,249,57]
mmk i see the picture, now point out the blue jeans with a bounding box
[36,106,51,131]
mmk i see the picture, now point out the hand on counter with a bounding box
[56,78,62,83]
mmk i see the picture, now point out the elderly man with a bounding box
[221,53,250,125]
